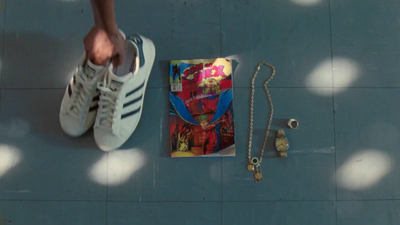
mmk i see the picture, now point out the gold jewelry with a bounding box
[254,170,263,181]
[247,62,275,182]
[287,118,299,129]
[246,164,255,171]
[275,129,289,158]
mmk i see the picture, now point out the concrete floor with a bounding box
[0,0,400,224]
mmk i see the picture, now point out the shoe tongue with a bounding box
[83,59,104,79]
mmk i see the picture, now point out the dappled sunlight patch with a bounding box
[88,148,146,186]
[336,150,392,191]
[333,57,361,89]
[305,58,332,96]
[306,57,360,96]
[291,0,321,6]
[225,53,247,80]
[0,144,22,178]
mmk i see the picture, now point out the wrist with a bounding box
[108,30,121,43]
[104,24,119,36]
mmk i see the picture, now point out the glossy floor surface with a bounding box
[1,0,399,224]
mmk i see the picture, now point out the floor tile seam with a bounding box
[1,87,166,91]
[2,87,400,91]
[0,0,7,90]
[4,199,397,203]
[328,0,338,223]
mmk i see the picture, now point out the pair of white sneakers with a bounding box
[59,31,155,151]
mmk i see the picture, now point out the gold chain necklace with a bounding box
[246,62,275,182]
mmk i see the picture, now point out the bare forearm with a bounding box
[90,0,118,35]
[90,0,102,27]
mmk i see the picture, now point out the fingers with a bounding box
[112,54,120,68]
[111,50,123,67]
[110,33,126,67]
[84,26,127,68]
[84,26,115,66]
[114,48,125,67]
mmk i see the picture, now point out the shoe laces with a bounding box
[96,79,120,133]
[69,67,97,120]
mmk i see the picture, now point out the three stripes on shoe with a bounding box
[68,77,144,119]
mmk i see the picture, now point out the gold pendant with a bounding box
[254,169,263,182]
[247,164,255,171]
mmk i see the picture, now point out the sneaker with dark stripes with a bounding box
[59,56,107,137]
[94,34,156,151]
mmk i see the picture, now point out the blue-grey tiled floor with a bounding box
[1,0,400,224]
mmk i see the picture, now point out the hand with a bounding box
[108,31,125,67]
[84,26,125,67]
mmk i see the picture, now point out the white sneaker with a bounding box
[59,56,107,137]
[94,34,156,151]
